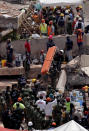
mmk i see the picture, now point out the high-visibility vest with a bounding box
[40,23,47,34]
[65,102,70,112]
[48,26,54,36]
[77,32,83,43]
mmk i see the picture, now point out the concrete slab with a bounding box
[67,56,79,68]
[81,67,89,77]
[0,66,25,76]
[80,55,89,67]
[56,70,67,93]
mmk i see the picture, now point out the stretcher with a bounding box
[41,46,56,75]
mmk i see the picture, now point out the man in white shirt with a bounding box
[37,91,47,100]
[36,96,46,111]
[45,98,57,118]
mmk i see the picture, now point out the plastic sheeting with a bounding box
[38,0,83,7]
[54,120,88,131]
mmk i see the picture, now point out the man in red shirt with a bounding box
[25,39,31,60]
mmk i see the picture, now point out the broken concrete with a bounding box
[56,70,67,93]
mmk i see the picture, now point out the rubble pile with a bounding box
[65,55,89,87]
[18,2,40,37]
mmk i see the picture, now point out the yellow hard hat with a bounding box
[32,79,37,83]
[79,5,82,9]
[60,13,64,17]
[66,5,70,9]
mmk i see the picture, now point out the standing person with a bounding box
[48,21,55,36]
[25,39,31,61]
[46,35,55,51]
[76,29,84,54]
[57,13,65,34]
[67,17,73,35]
[74,17,84,32]
[23,55,30,79]
[40,19,47,36]
[65,36,73,61]
[40,50,46,65]
[6,39,14,67]
[36,96,46,111]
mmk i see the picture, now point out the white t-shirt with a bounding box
[36,99,46,111]
[45,99,57,116]
[37,91,47,100]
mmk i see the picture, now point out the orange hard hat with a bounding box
[18,97,22,102]
[46,97,51,102]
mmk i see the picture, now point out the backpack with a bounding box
[58,18,65,27]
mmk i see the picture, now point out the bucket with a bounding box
[1,60,6,67]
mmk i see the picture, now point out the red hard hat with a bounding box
[49,20,53,25]
[66,97,70,102]
[41,50,44,54]
[52,122,56,126]
[42,19,45,23]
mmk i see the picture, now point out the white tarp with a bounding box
[54,120,88,131]
[38,0,83,7]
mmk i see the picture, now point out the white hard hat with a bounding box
[60,50,64,53]
[65,10,69,14]
[28,121,33,126]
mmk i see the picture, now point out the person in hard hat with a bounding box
[46,35,55,51]
[76,29,84,53]
[74,17,84,32]
[48,20,55,36]
[65,10,70,34]
[57,13,65,34]
[67,16,73,35]
[65,36,73,61]
[39,19,47,36]
[28,121,33,131]
[72,15,79,32]
[40,50,46,65]
[13,97,25,110]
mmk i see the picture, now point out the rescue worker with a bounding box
[48,20,55,36]
[40,50,46,65]
[36,96,46,111]
[74,17,84,32]
[40,19,47,36]
[77,29,84,53]
[24,39,31,61]
[65,97,70,113]
[23,55,30,79]
[67,17,73,35]
[65,36,73,61]
[13,97,25,110]
[57,13,65,34]
[46,35,55,51]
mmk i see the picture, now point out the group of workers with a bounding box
[37,5,84,36]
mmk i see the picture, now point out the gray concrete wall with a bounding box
[0,34,88,58]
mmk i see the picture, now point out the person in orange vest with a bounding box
[48,20,55,36]
[77,29,84,52]
[39,19,47,36]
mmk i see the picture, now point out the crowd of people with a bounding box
[0,74,89,130]
[32,5,85,36]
